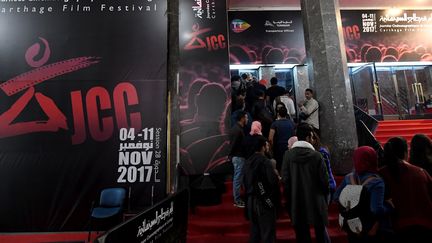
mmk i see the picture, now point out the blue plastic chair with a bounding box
[88,188,126,242]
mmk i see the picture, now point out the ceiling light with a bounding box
[387,7,403,16]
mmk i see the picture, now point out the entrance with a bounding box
[230,64,298,101]
[349,64,432,120]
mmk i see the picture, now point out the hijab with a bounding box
[353,146,378,174]
[250,121,262,135]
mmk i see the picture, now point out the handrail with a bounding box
[353,105,379,133]
[356,119,382,151]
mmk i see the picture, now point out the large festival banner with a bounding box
[228,11,306,65]
[0,0,167,231]
[179,0,230,176]
[342,10,432,63]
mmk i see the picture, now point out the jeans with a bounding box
[232,156,245,203]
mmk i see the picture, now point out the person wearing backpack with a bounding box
[243,136,281,243]
[334,146,394,243]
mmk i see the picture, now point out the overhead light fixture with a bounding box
[387,7,403,16]
[229,64,298,70]
[347,61,432,67]
[229,64,261,70]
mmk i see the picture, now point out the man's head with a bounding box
[231,75,241,90]
[241,73,251,82]
[296,123,315,144]
[236,110,248,127]
[305,88,314,100]
[277,106,288,118]
[275,102,285,113]
[270,77,278,85]
[254,135,268,154]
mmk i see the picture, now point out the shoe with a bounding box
[234,201,245,208]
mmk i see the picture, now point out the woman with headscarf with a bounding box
[410,134,432,176]
[243,121,263,160]
[244,121,280,178]
[379,137,432,243]
[287,136,298,150]
[334,146,393,243]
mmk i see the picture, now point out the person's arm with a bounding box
[318,155,330,195]
[229,128,241,155]
[321,150,337,190]
[265,159,279,187]
[423,169,432,198]
[287,98,296,116]
[369,179,392,215]
[268,127,276,147]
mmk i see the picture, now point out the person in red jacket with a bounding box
[379,137,432,243]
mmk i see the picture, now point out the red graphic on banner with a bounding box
[184,24,211,50]
[0,38,100,139]
[184,23,226,52]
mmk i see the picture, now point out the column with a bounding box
[300,0,358,174]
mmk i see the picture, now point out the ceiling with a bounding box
[228,0,432,9]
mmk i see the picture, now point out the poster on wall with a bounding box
[0,0,167,231]
[179,0,231,181]
[341,10,432,63]
[228,11,306,65]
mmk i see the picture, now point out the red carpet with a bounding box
[374,119,432,145]
[187,180,348,243]
[0,232,97,243]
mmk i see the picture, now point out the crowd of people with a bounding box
[228,74,432,243]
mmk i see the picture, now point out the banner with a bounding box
[95,189,189,243]
[179,0,231,177]
[0,0,167,231]
[342,10,432,62]
[228,11,306,64]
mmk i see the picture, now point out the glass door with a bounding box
[349,64,383,117]
[375,65,432,119]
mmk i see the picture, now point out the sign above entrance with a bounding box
[342,10,432,63]
[228,11,306,65]
[229,10,432,65]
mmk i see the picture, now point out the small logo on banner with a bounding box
[265,20,275,27]
[231,19,251,33]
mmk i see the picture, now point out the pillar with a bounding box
[300,0,358,174]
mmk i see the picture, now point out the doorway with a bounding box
[349,64,432,120]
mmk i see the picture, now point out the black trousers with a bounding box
[395,226,432,243]
[247,197,277,243]
[293,223,330,243]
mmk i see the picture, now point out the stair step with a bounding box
[188,226,348,243]
[379,119,432,124]
[375,127,432,133]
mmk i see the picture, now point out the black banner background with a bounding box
[0,0,167,231]
[179,0,231,177]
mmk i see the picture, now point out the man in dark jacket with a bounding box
[243,136,280,243]
[282,124,330,243]
[230,110,248,208]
